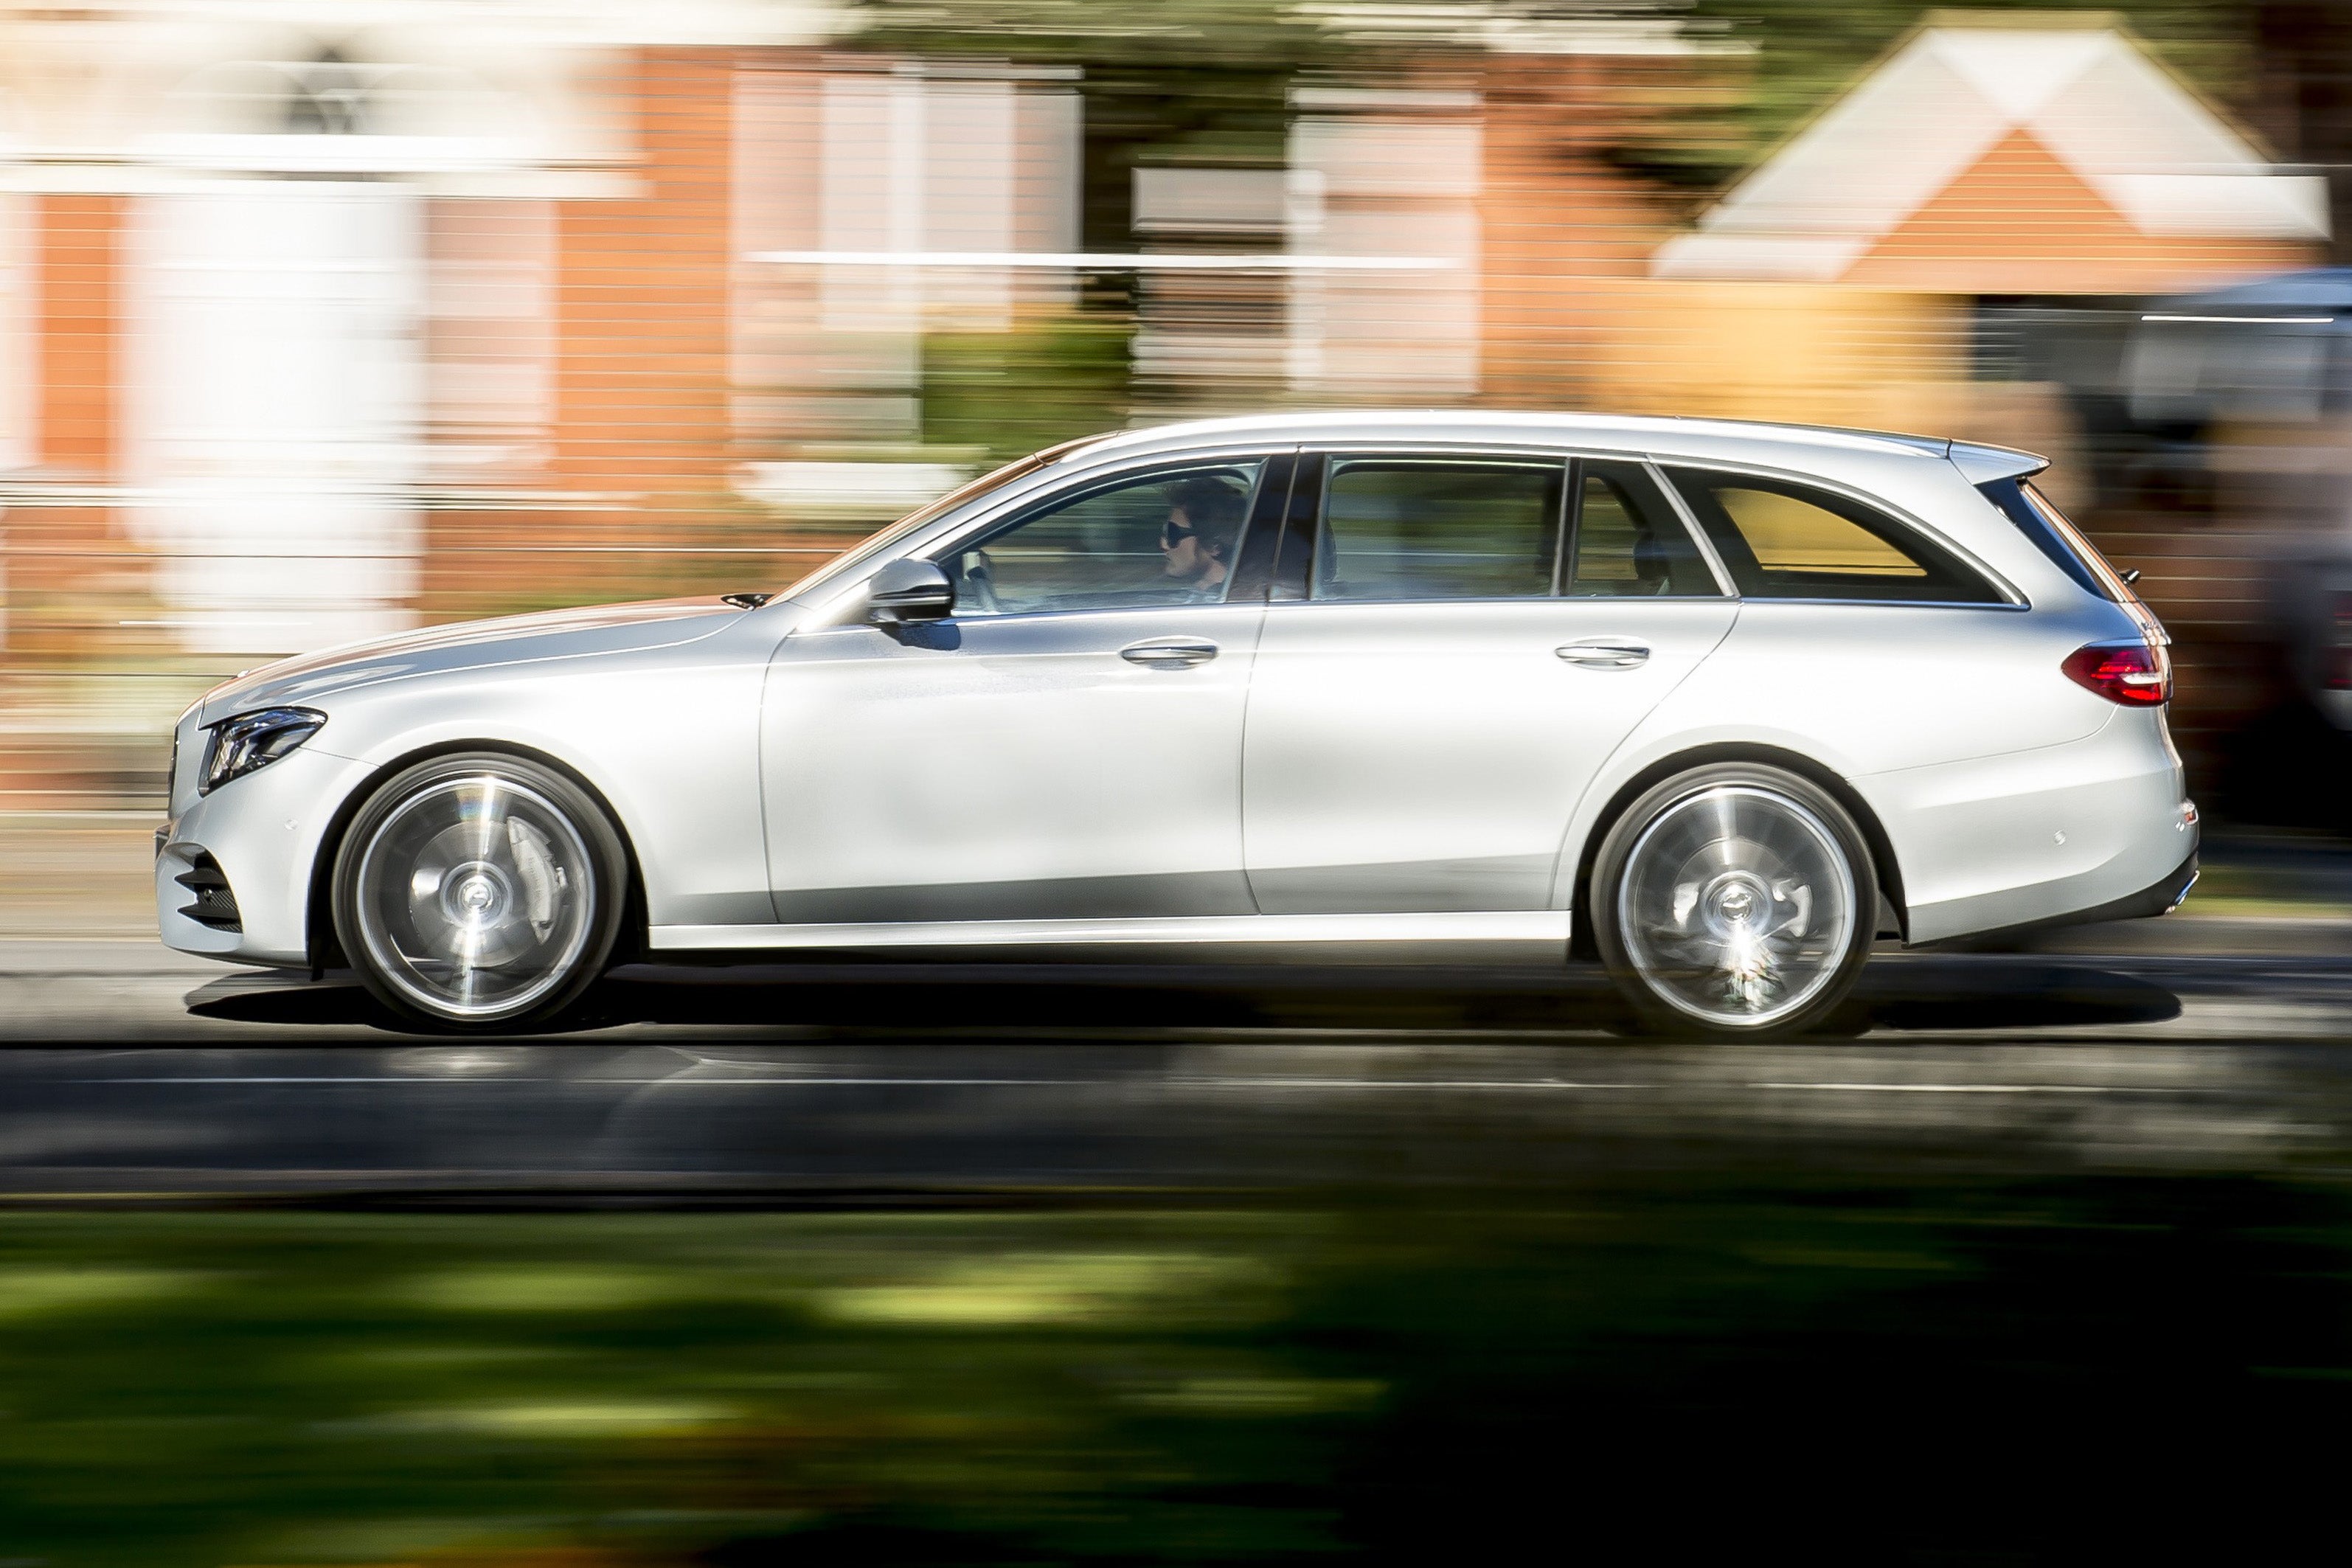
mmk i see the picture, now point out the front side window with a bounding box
[1313,458,1564,602]
[939,459,1266,617]
[1567,460,1720,597]
[1665,468,2003,604]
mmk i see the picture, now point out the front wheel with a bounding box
[331,752,628,1033]
[1590,763,1875,1039]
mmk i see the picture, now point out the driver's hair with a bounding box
[1168,476,1247,561]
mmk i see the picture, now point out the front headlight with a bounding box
[201,707,327,794]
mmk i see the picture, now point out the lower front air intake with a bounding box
[175,852,243,933]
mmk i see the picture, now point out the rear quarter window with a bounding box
[1976,476,2116,600]
[1664,468,2007,605]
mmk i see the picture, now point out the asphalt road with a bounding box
[5,937,2352,1196]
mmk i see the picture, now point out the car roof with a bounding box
[1064,410,2045,482]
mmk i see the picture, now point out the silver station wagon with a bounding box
[158,412,2197,1037]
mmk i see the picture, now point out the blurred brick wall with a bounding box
[425,48,749,622]
[10,195,131,666]
[1477,52,1687,413]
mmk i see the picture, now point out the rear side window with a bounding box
[1665,468,2005,604]
[1314,458,1564,602]
[1567,460,1720,597]
[1977,476,2117,601]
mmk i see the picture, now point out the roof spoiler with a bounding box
[1946,440,2049,485]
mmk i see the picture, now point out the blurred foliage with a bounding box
[922,315,1133,462]
[854,0,1330,69]
[856,1,2265,197]
[1,1179,2351,1564]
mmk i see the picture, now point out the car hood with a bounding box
[195,597,745,724]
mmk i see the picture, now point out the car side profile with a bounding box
[157,412,2198,1037]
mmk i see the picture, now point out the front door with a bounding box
[1243,453,1739,913]
[761,456,1276,925]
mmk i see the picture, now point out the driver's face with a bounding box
[1162,506,1207,580]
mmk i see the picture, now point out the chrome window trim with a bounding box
[1728,597,2031,612]
[1647,454,2026,608]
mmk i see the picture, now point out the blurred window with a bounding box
[1312,459,1564,602]
[1665,468,2004,604]
[940,460,1266,617]
[1567,461,1721,597]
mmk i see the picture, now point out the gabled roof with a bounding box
[1656,15,2328,282]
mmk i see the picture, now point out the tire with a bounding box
[1589,762,1876,1040]
[330,752,628,1033]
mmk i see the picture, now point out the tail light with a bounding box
[2063,639,2170,706]
[2328,648,2352,690]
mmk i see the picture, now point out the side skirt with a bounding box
[649,910,1575,952]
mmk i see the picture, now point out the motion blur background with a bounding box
[17,4,2352,1563]
[14,0,2352,934]
[11,0,2352,814]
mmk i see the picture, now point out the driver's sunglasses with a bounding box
[1160,520,1198,549]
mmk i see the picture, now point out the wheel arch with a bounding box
[304,738,651,974]
[1566,742,1908,960]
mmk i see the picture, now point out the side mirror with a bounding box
[866,558,955,625]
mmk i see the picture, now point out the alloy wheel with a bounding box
[347,769,603,1024]
[1612,782,1860,1030]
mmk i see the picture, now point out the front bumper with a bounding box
[156,746,378,968]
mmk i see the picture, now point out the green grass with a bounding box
[0,1182,2348,1564]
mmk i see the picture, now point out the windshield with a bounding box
[774,435,1112,605]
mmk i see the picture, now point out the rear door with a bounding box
[1241,451,1739,914]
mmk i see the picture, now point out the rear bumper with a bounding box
[1862,708,2194,945]
[1914,847,2198,949]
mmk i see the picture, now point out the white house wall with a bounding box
[1287,105,1482,398]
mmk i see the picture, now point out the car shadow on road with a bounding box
[184,954,2182,1038]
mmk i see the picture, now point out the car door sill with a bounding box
[651,911,1574,951]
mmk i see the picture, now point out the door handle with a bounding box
[1120,636,1219,670]
[1555,639,1651,669]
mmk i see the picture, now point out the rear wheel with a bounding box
[1591,763,1875,1039]
[331,752,627,1033]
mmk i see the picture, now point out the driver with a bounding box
[1162,476,1246,599]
